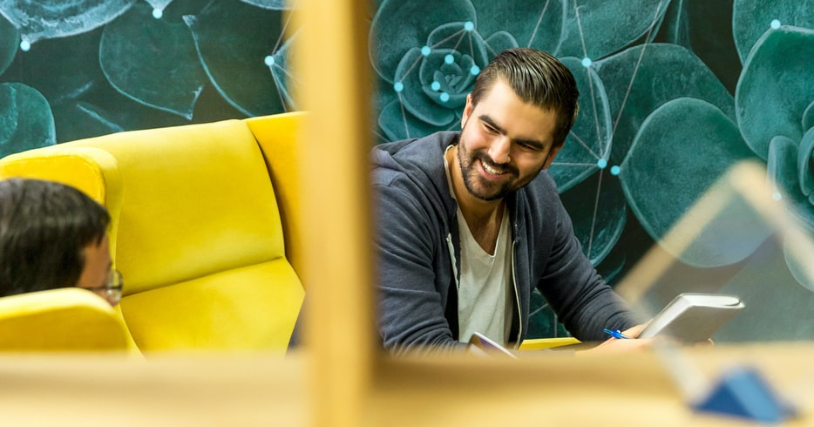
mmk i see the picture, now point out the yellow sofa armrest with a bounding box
[246,112,306,286]
[0,288,131,352]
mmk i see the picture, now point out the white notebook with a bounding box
[638,293,744,342]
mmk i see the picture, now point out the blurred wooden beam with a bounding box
[291,0,376,426]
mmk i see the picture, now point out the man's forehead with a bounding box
[469,82,559,144]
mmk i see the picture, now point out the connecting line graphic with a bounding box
[264,0,299,113]
[527,0,552,48]
[610,0,665,139]
[587,168,605,257]
[269,71,288,113]
[569,131,601,160]
[398,92,410,139]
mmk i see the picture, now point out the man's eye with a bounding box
[482,123,498,134]
[517,141,542,152]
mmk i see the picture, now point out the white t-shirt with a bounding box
[444,147,514,345]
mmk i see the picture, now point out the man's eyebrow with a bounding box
[478,114,545,150]
[478,115,504,133]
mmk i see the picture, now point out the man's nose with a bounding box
[487,136,511,164]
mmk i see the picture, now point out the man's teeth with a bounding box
[482,160,504,175]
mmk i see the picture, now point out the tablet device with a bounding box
[467,332,517,359]
[638,293,744,342]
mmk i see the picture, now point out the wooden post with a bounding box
[291,1,376,426]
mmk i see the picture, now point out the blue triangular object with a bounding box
[693,366,795,423]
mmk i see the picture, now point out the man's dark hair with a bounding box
[0,178,110,297]
[470,47,580,147]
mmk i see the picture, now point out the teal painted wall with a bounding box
[1,0,812,340]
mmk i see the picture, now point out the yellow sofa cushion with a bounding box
[120,258,302,351]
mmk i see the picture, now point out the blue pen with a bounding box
[603,328,631,339]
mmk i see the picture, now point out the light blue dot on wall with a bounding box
[581,57,592,68]
[773,192,783,201]
[394,82,404,92]
[264,55,275,66]
[444,54,454,64]
[470,65,480,75]
[610,165,621,176]
[771,19,781,29]
[421,46,431,56]
[440,92,450,102]
[19,40,30,52]
[152,8,163,19]
[597,159,607,169]
[431,81,441,91]
[464,21,474,32]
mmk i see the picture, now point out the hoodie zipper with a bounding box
[446,233,459,289]
[511,239,522,348]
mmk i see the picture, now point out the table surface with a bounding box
[0,343,811,427]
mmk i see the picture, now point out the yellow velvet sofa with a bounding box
[0,113,307,354]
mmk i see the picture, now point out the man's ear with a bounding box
[461,94,473,129]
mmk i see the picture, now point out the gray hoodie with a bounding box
[372,131,635,355]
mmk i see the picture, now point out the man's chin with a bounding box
[466,181,510,202]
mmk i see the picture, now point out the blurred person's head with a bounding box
[0,178,120,305]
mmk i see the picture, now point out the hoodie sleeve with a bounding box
[374,179,467,356]
[536,196,638,341]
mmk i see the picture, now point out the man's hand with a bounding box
[577,324,653,356]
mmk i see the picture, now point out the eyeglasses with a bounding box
[82,269,123,305]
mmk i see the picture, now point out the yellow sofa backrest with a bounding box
[0,113,306,353]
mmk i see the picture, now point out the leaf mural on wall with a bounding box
[5,29,105,105]
[0,83,55,157]
[0,0,136,45]
[100,3,206,119]
[468,0,565,54]
[557,0,672,59]
[142,0,175,13]
[51,101,124,143]
[593,43,735,165]
[0,16,18,76]
[561,168,626,266]
[239,0,291,10]
[733,0,814,64]
[619,97,760,267]
[736,27,814,160]
[370,0,477,85]
[185,0,294,116]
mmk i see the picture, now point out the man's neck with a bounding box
[446,145,506,254]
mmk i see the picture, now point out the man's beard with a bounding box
[456,136,536,202]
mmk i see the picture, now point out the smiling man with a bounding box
[373,48,643,355]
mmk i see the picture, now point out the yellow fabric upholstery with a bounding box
[246,114,307,288]
[519,337,581,351]
[0,288,129,351]
[0,113,306,353]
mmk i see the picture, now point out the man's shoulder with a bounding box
[371,132,457,185]
[371,132,458,218]
[372,132,458,163]
[520,170,560,201]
